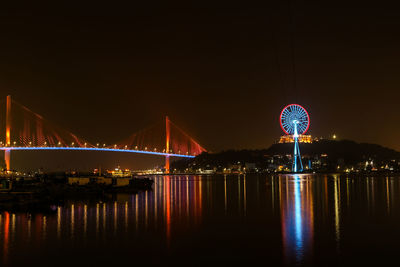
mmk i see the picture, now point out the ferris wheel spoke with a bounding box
[283,122,292,129]
[302,123,308,132]
[283,125,291,132]
[299,115,307,121]
[300,120,307,126]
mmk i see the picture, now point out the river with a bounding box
[1,174,400,266]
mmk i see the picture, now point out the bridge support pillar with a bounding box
[165,155,170,174]
[5,150,10,171]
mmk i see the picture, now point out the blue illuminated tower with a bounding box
[292,120,303,172]
[280,104,310,173]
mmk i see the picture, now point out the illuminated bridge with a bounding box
[0,96,206,172]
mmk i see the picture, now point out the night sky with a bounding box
[1,3,400,170]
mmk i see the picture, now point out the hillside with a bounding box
[171,139,400,170]
[266,139,400,164]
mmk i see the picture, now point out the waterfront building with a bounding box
[107,167,132,177]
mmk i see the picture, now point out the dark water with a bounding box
[1,174,400,266]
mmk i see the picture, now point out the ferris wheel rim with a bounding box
[279,103,310,135]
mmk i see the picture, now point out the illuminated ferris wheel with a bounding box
[280,104,310,136]
[279,104,310,173]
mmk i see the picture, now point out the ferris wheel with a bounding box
[280,104,310,136]
[279,104,310,173]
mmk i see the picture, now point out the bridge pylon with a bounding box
[5,95,11,171]
[165,116,170,173]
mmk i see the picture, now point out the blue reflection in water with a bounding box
[294,175,303,254]
[281,174,314,265]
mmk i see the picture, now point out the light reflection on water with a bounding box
[1,174,400,265]
[279,175,314,265]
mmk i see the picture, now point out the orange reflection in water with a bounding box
[165,176,171,242]
[3,212,10,265]
[160,176,204,244]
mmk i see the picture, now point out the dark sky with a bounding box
[1,2,400,169]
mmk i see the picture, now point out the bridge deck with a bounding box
[0,147,195,158]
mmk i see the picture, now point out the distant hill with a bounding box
[171,139,400,170]
[266,139,400,164]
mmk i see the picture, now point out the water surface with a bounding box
[1,174,400,266]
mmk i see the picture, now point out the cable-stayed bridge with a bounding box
[0,96,206,172]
